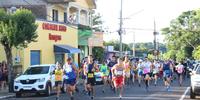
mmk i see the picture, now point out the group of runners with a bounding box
[53,55,186,100]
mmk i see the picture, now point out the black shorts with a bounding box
[55,81,62,87]
[65,79,76,86]
[143,73,151,78]
[87,78,95,86]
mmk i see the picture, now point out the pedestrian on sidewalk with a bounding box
[0,62,3,90]
[1,61,7,90]
[55,62,63,100]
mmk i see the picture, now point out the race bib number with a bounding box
[88,73,94,78]
[116,71,123,76]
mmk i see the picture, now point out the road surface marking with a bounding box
[179,87,190,100]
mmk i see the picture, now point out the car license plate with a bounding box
[23,86,32,89]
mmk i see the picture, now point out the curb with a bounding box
[0,95,15,99]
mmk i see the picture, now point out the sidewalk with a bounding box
[0,89,15,99]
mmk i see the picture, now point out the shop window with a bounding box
[64,12,67,23]
[30,50,41,65]
[52,9,58,21]
[55,53,64,66]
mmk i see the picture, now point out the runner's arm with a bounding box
[72,64,79,80]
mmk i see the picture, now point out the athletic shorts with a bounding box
[65,79,76,86]
[138,70,143,76]
[143,73,151,78]
[87,78,95,86]
[55,81,62,87]
[113,76,124,88]
[163,70,171,81]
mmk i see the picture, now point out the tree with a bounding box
[0,9,38,92]
[92,47,104,63]
[104,40,132,51]
[193,46,200,60]
[92,12,103,32]
[162,9,200,60]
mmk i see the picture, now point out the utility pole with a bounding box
[153,19,158,59]
[119,0,123,57]
[132,32,135,57]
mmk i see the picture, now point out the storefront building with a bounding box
[0,19,79,70]
[0,0,96,71]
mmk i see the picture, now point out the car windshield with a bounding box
[23,66,49,75]
[196,65,200,74]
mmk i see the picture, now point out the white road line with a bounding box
[179,87,190,100]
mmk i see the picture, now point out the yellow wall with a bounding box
[22,20,78,70]
[0,45,24,66]
[75,0,91,9]
[47,4,65,22]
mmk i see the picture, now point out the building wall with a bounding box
[22,20,78,70]
[73,0,89,9]
[0,0,46,6]
[0,20,78,71]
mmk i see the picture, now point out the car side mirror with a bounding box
[190,71,196,76]
[16,73,21,77]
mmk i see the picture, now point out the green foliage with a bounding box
[92,12,103,32]
[193,45,200,60]
[104,41,131,51]
[0,8,38,92]
[0,9,38,48]
[162,9,200,60]
[129,42,166,57]
[92,47,104,63]
[147,54,154,60]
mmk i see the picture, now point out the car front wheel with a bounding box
[190,87,196,99]
[16,92,22,98]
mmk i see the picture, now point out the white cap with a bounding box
[139,59,143,62]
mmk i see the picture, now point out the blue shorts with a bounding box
[164,70,171,78]
[65,79,76,86]
[138,70,143,76]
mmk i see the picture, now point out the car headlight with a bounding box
[14,80,20,83]
[193,81,200,86]
[37,78,45,82]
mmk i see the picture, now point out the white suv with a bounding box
[14,64,56,97]
[190,63,200,99]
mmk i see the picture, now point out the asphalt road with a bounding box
[4,77,197,100]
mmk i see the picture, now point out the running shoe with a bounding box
[70,96,74,100]
[88,91,91,96]
[56,97,59,100]
[91,96,94,99]
[119,95,122,99]
[75,87,79,93]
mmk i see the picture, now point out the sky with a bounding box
[95,0,200,43]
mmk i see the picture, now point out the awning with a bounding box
[54,45,81,54]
